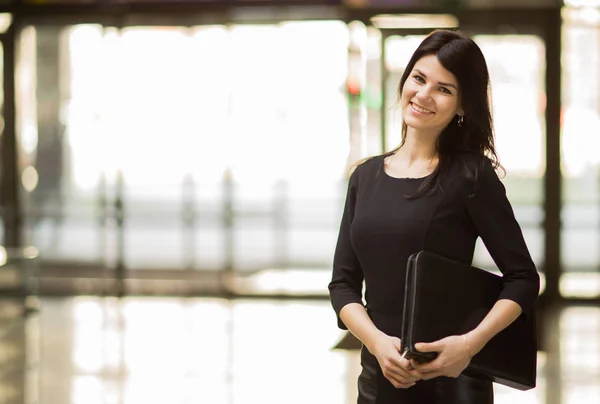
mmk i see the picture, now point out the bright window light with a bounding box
[370,14,458,29]
[0,14,12,34]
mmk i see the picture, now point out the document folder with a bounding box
[400,251,537,390]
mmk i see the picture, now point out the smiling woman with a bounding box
[401,54,463,137]
[328,29,540,404]
[382,29,499,198]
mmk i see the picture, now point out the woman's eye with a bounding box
[440,87,451,94]
[413,75,425,83]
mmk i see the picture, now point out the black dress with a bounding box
[328,154,540,404]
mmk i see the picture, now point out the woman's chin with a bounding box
[403,116,452,134]
[403,116,432,131]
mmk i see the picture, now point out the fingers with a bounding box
[383,362,418,381]
[372,335,424,389]
[391,366,420,383]
[382,369,417,389]
[406,368,423,380]
[378,359,419,389]
[414,341,441,353]
[411,359,438,374]
[411,355,465,380]
[380,358,422,389]
[413,335,472,380]
[399,356,423,380]
[411,340,445,373]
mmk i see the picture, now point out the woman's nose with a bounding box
[416,86,433,101]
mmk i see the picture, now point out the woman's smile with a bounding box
[410,102,435,115]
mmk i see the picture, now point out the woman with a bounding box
[328,29,540,403]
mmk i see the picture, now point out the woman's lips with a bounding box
[410,102,434,115]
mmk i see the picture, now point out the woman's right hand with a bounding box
[369,333,422,389]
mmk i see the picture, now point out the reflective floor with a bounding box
[1,297,600,404]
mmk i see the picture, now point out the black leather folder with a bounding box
[400,251,537,391]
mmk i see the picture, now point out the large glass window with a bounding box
[20,22,351,272]
[471,35,546,275]
[560,4,600,298]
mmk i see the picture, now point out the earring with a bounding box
[458,115,464,127]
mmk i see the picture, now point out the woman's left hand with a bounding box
[410,335,472,379]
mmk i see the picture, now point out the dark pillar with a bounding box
[542,9,562,305]
[1,26,21,248]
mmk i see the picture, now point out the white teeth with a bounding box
[412,103,433,114]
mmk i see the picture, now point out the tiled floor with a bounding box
[1,297,600,404]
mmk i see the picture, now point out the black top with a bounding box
[328,154,540,338]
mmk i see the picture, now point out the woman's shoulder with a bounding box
[449,152,500,179]
[447,152,506,199]
[349,154,386,178]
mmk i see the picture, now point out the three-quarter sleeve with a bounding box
[328,168,364,330]
[465,159,540,315]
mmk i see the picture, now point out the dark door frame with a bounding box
[0,24,21,249]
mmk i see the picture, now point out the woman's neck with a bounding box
[397,129,439,164]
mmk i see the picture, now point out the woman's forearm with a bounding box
[341,299,522,359]
[464,299,522,356]
[339,303,386,352]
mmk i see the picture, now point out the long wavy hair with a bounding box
[371,29,503,197]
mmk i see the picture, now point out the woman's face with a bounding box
[401,54,463,135]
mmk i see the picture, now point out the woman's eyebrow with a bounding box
[414,69,457,90]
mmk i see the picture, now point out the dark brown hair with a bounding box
[361,29,503,197]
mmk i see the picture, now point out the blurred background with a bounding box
[0,0,598,403]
